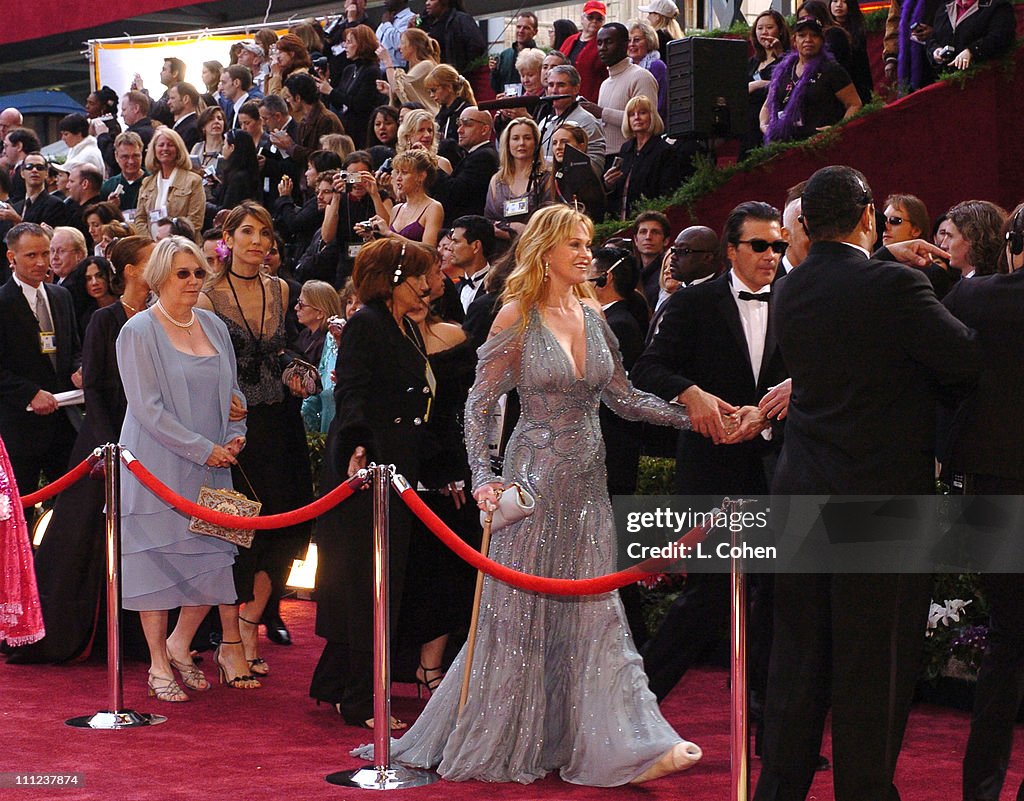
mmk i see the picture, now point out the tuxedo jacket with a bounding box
[434,144,499,227]
[0,279,82,452]
[772,241,980,494]
[172,113,201,153]
[632,271,786,494]
[942,269,1024,479]
[16,191,69,228]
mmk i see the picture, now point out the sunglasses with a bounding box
[736,239,788,255]
[175,268,208,280]
[885,215,904,227]
[670,246,715,256]
[22,163,48,171]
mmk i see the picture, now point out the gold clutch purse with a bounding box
[188,466,261,548]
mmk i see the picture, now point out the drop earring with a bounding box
[543,260,550,280]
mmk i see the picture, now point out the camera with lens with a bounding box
[312,56,329,76]
[338,171,361,186]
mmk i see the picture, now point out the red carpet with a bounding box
[2,598,1022,800]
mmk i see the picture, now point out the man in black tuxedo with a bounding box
[14,153,69,228]
[0,223,82,501]
[753,166,981,801]
[941,208,1024,801]
[433,107,499,227]
[632,201,788,700]
[168,82,202,153]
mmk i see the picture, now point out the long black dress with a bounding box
[309,300,433,723]
[7,303,145,663]
[204,277,313,606]
[397,338,480,659]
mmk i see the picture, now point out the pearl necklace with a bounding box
[155,300,196,334]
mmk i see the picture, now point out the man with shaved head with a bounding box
[433,106,498,226]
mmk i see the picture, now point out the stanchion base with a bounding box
[65,709,168,729]
[326,765,440,790]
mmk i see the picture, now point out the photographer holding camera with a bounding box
[926,0,1015,72]
[295,151,391,287]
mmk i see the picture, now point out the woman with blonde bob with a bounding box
[364,148,444,247]
[425,64,475,145]
[358,204,702,785]
[133,128,205,241]
[604,94,679,220]
[485,116,549,241]
[396,109,453,174]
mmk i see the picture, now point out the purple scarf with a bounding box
[898,0,930,90]
[764,49,833,143]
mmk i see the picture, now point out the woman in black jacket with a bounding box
[216,128,262,211]
[317,25,386,150]
[310,238,436,729]
[926,0,1016,72]
[603,95,680,220]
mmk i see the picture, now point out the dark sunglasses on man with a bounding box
[737,239,788,255]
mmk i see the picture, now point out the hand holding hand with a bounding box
[759,378,791,421]
[678,386,738,445]
[206,444,237,468]
[723,405,768,444]
[224,436,246,457]
[347,445,367,478]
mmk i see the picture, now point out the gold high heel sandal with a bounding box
[215,640,261,689]
[167,649,210,691]
[238,616,269,676]
[148,671,190,702]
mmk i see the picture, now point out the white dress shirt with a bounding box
[729,270,770,383]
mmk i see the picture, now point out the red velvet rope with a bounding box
[398,487,712,596]
[123,455,366,529]
[20,454,101,507]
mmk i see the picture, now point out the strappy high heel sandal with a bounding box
[414,663,444,699]
[238,616,269,676]
[167,649,210,691]
[148,671,189,702]
[215,640,261,689]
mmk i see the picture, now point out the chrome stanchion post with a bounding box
[729,499,749,801]
[67,443,166,728]
[327,465,438,790]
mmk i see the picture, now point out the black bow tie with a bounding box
[457,275,475,290]
[738,291,770,302]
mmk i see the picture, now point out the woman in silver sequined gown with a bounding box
[355,205,701,786]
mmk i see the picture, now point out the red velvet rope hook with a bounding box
[122,453,367,528]
[20,453,101,507]
[398,486,712,596]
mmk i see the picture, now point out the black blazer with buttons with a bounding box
[0,278,82,470]
[632,271,786,494]
[315,299,432,644]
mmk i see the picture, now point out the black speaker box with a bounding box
[665,37,749,139]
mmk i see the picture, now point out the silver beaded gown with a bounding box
[355,304,693,786]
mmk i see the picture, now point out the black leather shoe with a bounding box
[262,614,292,646]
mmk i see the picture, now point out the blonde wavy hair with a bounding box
[396,109,440,155]
[496,116,542,186]
[502,205,595,328]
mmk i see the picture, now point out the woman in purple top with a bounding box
[363,149,444,247]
